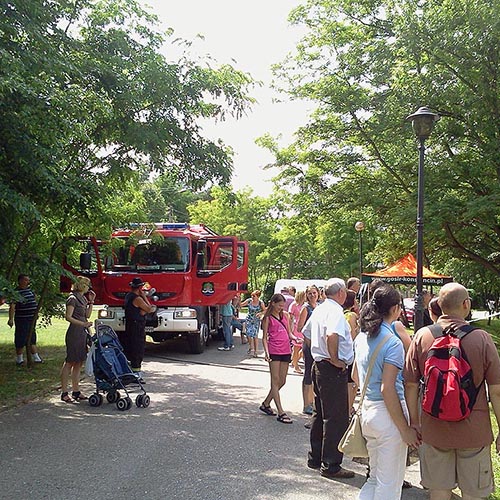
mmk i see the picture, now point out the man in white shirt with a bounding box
[303,278,355,479]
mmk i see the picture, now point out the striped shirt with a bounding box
[14,288,37,320]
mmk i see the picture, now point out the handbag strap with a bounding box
[357,333,392,409]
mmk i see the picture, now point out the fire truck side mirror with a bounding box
[196,241,206,270]
[80,252,92,270]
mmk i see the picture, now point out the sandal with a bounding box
[71,391,88,401]
[60,392,74,403]
[402,480,413,489]
[248,349,255,357]
[277,413,293,424]
[259,403,276,416]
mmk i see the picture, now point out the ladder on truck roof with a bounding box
[113,223,221,238]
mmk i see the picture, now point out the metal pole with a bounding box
[414,136,426,331]
[359,230,363,280]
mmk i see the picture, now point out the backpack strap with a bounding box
[428,323,478,340]
[454,324,478,340]
[454,325,485,396]
[427,324,443,339]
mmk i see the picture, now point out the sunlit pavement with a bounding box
[0,334,429,500]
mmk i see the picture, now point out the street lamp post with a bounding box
[406,107,440,331]
[355,221,365,281]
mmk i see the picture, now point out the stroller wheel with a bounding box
[89,394,102,407]
[106,391,120,404]
[136,394,150,408]
[116,398,128,411]
[125,397,132,410]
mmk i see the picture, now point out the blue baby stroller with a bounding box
[88,324,150,411]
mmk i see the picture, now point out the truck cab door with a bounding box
[192,236,247,306]
[60,237,104,303]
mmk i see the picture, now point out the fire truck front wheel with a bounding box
[187,323,209,354]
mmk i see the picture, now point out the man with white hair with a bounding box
[303,278,355,479]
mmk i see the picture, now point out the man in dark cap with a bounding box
[122,277,156,378]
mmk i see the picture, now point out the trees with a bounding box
[188,186,278,293]
[0,0,254,316]
[187,185,361,296]
[268,0,500,290]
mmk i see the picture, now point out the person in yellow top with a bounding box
[343,289,359,415]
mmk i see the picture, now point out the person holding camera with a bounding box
[122,277,156,379]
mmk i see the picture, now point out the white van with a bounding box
[274,278,328,294]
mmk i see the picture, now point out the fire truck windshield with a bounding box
[109,236,190,272]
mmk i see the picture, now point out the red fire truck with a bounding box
[61,223,249,353]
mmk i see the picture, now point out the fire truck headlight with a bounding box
[174,309,197,319]
[98,309,115,319]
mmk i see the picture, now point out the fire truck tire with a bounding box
[187,323,208,354]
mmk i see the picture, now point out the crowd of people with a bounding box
[240,278,500,500]
[4,272,500,498]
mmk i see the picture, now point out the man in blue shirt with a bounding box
[303,278,355,479]
[218,299,234,351]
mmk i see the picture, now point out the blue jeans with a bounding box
[231,318,246,332]
[222,315,233,348]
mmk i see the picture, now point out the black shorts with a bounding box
[14,318,37,349]
[269,353,292,363]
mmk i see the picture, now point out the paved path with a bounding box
[0,336,429,500]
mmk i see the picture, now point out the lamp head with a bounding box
[406,106,440,139]
[355,221,365,232]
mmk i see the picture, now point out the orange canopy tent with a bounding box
[361,253,453,286]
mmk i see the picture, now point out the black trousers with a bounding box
[309,360,349,472]
[120,319,146,371]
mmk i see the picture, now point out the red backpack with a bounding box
[422,324,482,422]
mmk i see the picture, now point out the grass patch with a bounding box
[480,319,500,500]
[0,306,97,412]
[490,412,500,500]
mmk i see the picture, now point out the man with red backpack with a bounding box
[404,282,500,500]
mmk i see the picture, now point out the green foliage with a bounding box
[188,186,279,291]
[266,0,500,293]
[0,0,254,314]
[186,185,362,293]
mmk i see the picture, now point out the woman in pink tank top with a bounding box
[259,293,297,424]
[289,290,306,373]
